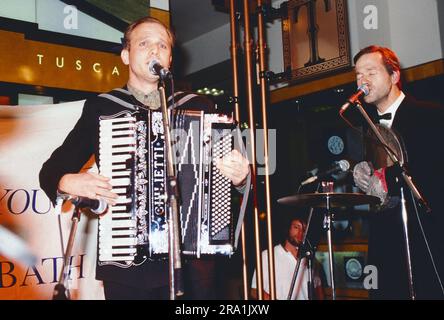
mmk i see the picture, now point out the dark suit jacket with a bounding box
[367,95,444,299]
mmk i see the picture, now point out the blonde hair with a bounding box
[122,16,175,50]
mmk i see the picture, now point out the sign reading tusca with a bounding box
[0,29,127,93]
[36,54,121,76]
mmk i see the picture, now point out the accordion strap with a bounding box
[168,92,198,108]
[99,88,198,111]
[98,91,137,111]
[233,128,251,250]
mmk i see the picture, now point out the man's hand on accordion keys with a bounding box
[215,150,250,188]
[58,172,118,206]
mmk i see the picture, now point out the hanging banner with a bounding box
[0,101,104,300]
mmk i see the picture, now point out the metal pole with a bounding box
[400,187,416,300]
[53,206,81,300]
[325,195,336,300]
[242,0,263,300]
[159,85,184,299]
[256,0,276,300]
[229,0,249,300]
[230,0,241,122]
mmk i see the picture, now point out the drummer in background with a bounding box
[350,45,444,299]
[250,215,325,300]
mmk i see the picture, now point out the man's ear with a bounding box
[391,70,400,86]
[121,48,129,65]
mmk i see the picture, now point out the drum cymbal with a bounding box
[277,193,380,208]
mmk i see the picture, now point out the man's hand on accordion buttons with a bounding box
[353,161,388,204]
[58,172,118,205]
[215,150,250,187]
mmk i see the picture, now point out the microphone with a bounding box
[71,197,108,215]
[301,160,350,186]
[148,59,172,80]
[339,84,369,114]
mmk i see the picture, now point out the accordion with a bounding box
[97,109,236,266]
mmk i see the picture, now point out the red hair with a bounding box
[354,45,402,89]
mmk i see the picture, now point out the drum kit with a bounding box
[277,190,380,300]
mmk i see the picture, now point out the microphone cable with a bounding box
[411,194,444,296]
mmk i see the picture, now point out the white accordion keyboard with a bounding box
[98,115,139,263]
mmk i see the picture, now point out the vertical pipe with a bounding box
[326,195,336,300]
[230,0,241,123]
[242,0,263,300]
[400,187,416,300]
[256,0,276,300]
[229,0,249,300]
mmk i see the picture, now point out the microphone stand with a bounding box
[287,183,320,300]
[352,101,431,300]
[53,205,81,300]
[354,102,430,212]
[158,80,184,300]
[306,241,315,300]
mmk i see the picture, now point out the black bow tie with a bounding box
[376,113,392,121]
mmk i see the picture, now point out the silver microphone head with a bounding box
[91,199,108,215]
[358,83,370,96]
[148,59,172,79]
[339,84,369,114]
[338,159,351,172]
[148,59,159,76]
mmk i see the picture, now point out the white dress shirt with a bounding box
[251,244,322,300]
[377,92,405,128]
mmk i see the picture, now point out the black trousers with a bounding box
[104,281,170,300]
[368,205,444,300]
[103,259,217,300]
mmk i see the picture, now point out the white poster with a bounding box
[0,101,104,300]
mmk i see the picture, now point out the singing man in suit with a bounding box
[351,45,444,299]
